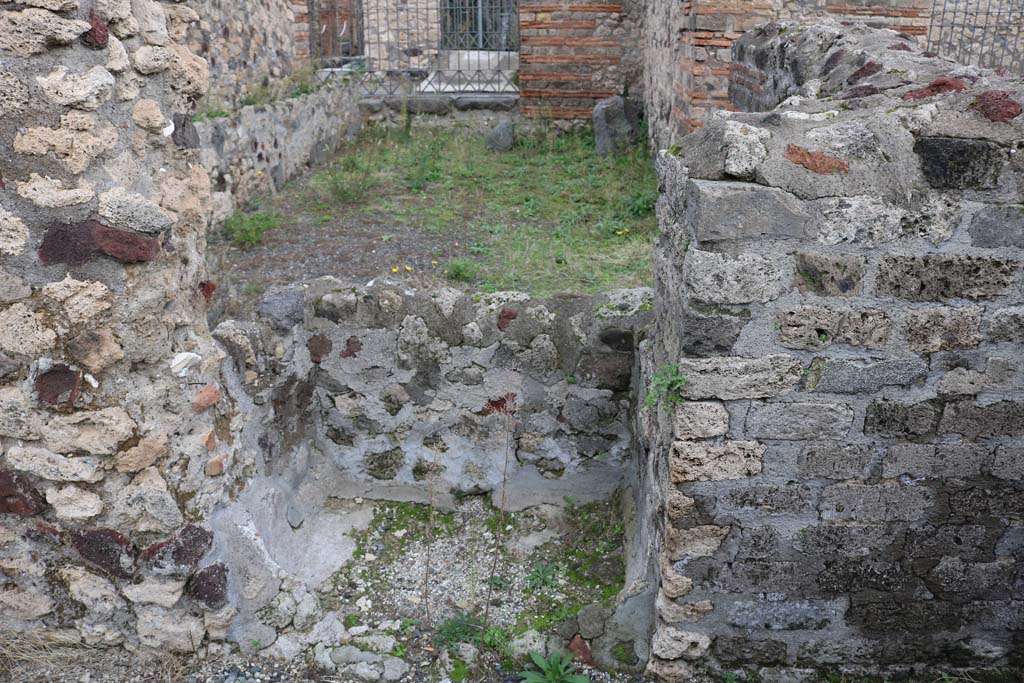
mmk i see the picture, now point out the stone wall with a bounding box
[641,0,933,147]
[196,84,362,225]
[644,20,1024,679]
[0,0,250,653]
[186,0,303,106]
[205,279,654,652]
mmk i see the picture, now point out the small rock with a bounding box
[192,383,220,412]
[592,96,639,156]
[486,120,515,152]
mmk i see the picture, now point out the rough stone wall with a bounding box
[641,0,933,147]
[196,85,362,225]
[205,280,653,652]
[645,20,1024,679]
[186,0,302,106]
[0,0,255,654]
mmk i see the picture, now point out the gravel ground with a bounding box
[4,497,647,683]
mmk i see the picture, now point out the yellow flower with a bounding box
[391,266,399,273]
[404,265,412,272]
[431,260,439,266]
[624,228,631,233]
[615,230,624,236]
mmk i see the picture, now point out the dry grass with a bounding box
[0,629,96,678]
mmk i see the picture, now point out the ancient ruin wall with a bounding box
[0,0,254,653]
[196,85,362,225]
[645,20,1024,679]
[205,280,656,658]
[186,0,305,106]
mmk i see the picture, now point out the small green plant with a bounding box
[446,257,480,283]
[482,625,511,652]
[525,561,559,590]
[623,189,658,217]
[192,109,231,122]
[224,210,281,248]
[400,617,420,636]
[391,644,406,658]
[435,614,483,649]
[486,574,512,591]
[343,613,361,629]
[519,651,589,683]
[451,659,471,683]
[645,363,687,410]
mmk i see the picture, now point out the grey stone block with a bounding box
[794,252,865,296]
[727,599,844,630]
[969,204,1024,248]
[818,483,935,522]
[485,119,515,152]
[805,357,928,393]
[776,306,891,350]
[686,179,812,243]
[939,400,1024,439]
[685,249,791,304]
[592,96,639,156]
[882,443,990,479]
[914,136,1005,189]
[985,306,1024,343]
[745,401,855,440]
[864,399,944,437]
[258,285,306,332]
[798,443,878,480]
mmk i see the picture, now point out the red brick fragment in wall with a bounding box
[841,84,881,99]
[497,308,518,331]
[192,383,221,412]
[187,562,229,608]
[0,469,46,516]
[307,334,332,363]
[569,634,596,666]
[66,528,137,578]
[39,221,162,266]
[969,90,1022,122]
[82,12,109,49]
[902,77,969,100]
[888,42,914,51]
[847,60,882,83]
[141,523,213,572]
[35,364,83,407]
[199,280,216,303]
[340,336,362,358]
[785,144,849,175]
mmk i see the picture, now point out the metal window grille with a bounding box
[927,0,1024,74]
[314,0,520,95]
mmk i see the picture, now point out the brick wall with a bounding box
[519,1,641,119]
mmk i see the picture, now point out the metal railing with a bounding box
[314,0,520,96]
[927,0,1024,74]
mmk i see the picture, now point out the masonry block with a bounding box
[684,248,790,304]
[939,400,1024,439]
[819,483,936,522]
[913,137,1005,189]
[804,357,928,394]
[882,444,991,479]
[864,399,944,437]
[678,354,803,400]
[798,443,878,480]
[744,401,855,440]
[969,204,1024,248]
[670,440,765,482]
[776,306,891,350]
[794,252,866,297]
[686,179,813,243]
[875,256,1017,301]
[905,307,982,352]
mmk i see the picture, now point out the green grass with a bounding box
[223,210,282,248]
[305,126,658,296]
